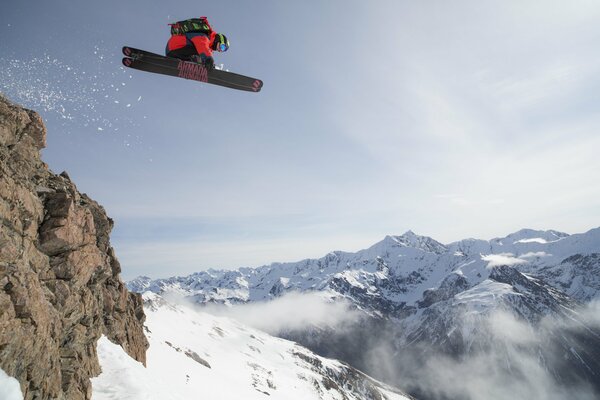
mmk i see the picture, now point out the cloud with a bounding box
[364,306,600,400]
[390,302,600,400]
[194,291,363,335]
[161,291,600,400]
[519,251,550,259]
[480,251,551,269]
[488,310,538,345]
[482,253,528,268]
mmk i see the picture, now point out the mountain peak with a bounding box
[382,231,447,254]
[494,228,569,245]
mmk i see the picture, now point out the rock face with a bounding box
[0,94,148,399]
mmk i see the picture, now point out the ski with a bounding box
[122,46,263,93]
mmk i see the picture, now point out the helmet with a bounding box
[213,33,229,52]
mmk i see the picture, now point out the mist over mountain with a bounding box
[130,227,600,399]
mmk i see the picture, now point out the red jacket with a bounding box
[167,31,216,58]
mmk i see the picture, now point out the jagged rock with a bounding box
[536,253,600,302]
[418,273,470,308]
[0,93,148,399]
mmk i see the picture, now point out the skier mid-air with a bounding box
[165,17,229,70]
[122,16,262,92]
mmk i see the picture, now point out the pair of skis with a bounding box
[122,46,263,93]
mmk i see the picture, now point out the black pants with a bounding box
[166,46,198,61]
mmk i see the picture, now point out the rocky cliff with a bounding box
[0,94,148,399]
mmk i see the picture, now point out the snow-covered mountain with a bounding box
[92,293,412,400]
[128,228,600,311]
[128,228,600,399]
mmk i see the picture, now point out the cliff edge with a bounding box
[0,94,148,399]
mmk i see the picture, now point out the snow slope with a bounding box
[92,293,411,400]
[0,368,23,400]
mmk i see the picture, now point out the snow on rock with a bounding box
[491,228,568,246]
[0,368,23,400]
[92,293,412,400]
[453,280,518,311]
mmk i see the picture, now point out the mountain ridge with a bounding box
[128,227,600,306]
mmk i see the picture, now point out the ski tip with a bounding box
[251,79,263,93]
[122,57,133,67]
[122,46,132,57]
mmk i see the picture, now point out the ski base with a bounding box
[122,46,263,93]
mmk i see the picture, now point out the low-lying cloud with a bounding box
[165,290,600,400]
[193,291,363,334]
[366,303,600,400]
[482,253,528,268]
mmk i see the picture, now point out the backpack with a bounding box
[170,17,212,35]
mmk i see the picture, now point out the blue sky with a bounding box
[1,0,599,279]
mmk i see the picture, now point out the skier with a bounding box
[165,17,229,69]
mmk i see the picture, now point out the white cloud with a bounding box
[482,253,528,268]
[365,306,600,400]
[199,292,362,334]
[480,251,552,269]
[488,310,537,345]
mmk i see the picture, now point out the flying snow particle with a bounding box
[137,96,142,101]
[97,127,104,131]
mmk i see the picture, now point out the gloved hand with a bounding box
[190,54,214,69]
[201,54,215,69]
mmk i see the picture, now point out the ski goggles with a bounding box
[214,33,229,52]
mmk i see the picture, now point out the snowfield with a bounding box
[0,368,23,400]
[92,292,411,400]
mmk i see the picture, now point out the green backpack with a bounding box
[170,17,212,35]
